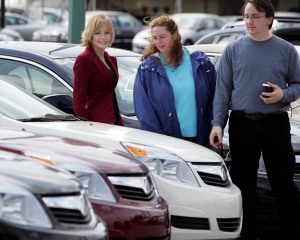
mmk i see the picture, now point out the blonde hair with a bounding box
[81,13,115,47]
[141,14,183,68]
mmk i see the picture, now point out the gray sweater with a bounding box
[212,35,300,127]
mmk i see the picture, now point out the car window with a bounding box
[200,19,216,30]
[198,36,216,44]
[108,15,119,27]
[0,79,63,119]
[217,34,238,44]
[5,16,27,25]
[175,17,199,29]
[216,19,227,28]
[0,59,72,98]
[118,15,136,28]
[114,56,141,115]
[277,22,300,27]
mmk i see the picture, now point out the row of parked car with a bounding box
[0,43,244,239]
[1,37,300,239]
[131,11,300,53]
[0,10,300,240]
[0,10,145,50]
[2,9,300,52]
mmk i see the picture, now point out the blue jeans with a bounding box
[229,111,300,239]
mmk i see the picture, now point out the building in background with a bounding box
[2,0,300,23]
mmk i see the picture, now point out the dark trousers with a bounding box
[229,111,300,240]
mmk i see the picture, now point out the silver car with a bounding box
[3,12,46,41]
[132,13,228,53]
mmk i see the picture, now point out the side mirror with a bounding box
[196,26,205,31]
[42,94,75,115]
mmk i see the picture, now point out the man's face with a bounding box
[244,3,273,39]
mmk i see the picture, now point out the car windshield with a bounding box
[172,16,199,29]
[53,56,141,116]
[0,79,65,120]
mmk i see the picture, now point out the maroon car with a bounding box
[0,128,170,240]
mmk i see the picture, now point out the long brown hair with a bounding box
[141,14,183,68]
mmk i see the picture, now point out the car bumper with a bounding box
[90,198,170,240]
[153,174,242,240]
[0,218,108,240]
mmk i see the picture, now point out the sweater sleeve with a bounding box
[211,46,233,128]
[281,46,300,103]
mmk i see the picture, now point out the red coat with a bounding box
[73,46,123,125]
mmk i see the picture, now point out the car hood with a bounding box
[0,152,81,195]
[0,128,148,174]
[0,115,224,164]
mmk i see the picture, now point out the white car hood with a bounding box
[0,114,223,164]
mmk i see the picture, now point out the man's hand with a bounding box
[209,126,223,148]
[260,82,284,104]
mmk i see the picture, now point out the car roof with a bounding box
[188,44,227,54]
[195,26,247,44]
[171,13,224,18]
[0,41,141,59]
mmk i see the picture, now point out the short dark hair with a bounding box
[242,0,274,29]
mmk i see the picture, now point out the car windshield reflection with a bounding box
[53,56,141,116]
[0,79,65,119]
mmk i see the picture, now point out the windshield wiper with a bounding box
[17,114,86,122]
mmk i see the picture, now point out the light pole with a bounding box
[175,0,182,13]
[1,0,5,29]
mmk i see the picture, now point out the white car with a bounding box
[0,78,242,240]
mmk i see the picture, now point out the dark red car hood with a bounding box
[0,128,148,174]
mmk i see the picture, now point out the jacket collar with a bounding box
[85,46,119,82]
[142,47,209,69]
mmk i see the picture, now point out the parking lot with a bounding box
[1,3,300,239]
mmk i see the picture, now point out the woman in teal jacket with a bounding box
[134,14,217,147]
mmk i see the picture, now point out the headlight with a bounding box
[0,179,52,228]
[0,35,14,41]
[121,142,199,187]
[23,151,116,202]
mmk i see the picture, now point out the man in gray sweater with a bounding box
[209,0,300,239]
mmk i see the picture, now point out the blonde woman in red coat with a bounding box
[73,13,123,125]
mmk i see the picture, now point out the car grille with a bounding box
[192,162,230,187]
[42,191,93,225]
[113,184,156,201]
[217,218,241,232]
[108,173,157,202]
[171,215,209,230]
[197,171,230,187]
